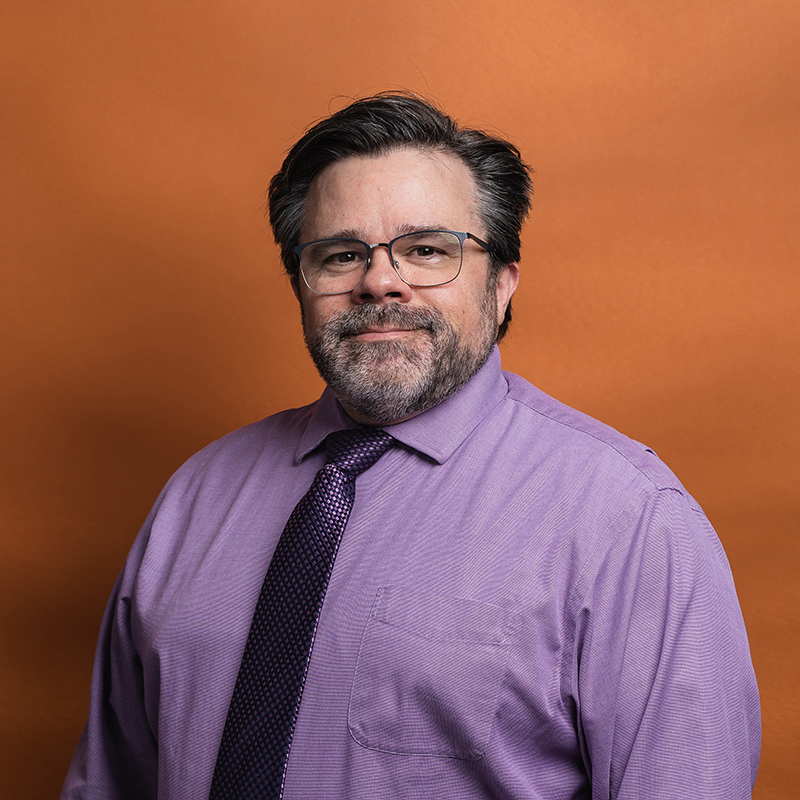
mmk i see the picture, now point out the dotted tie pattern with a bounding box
[210,426,395,800]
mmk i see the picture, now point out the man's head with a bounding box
[268,93,533,425]
[269,93,532,341]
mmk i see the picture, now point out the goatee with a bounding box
[303,300,497,425]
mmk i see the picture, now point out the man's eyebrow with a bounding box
[394,223,452,236]
[324,229,364,241]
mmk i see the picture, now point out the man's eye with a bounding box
[403,244,449,263]
[320,250,365,272]
[327,251,358,263]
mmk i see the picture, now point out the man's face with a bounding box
[293,148,518,426]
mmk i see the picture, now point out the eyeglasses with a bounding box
[293,230,494,295]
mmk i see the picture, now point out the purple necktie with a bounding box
[210,426,395,800]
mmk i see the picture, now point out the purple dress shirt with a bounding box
[61,348,760,799]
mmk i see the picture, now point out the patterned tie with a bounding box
[210,426,395,800]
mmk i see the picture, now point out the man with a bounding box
[62,93,760,799]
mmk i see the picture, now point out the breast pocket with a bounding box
[348,585,520,760]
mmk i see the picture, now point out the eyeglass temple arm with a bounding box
[466,232,494,253]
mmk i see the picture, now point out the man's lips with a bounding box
[331,306,441,342]
[350,327,420,341]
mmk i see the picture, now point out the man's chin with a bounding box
[337,335,431,368]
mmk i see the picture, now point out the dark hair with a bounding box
[268,92,532,340]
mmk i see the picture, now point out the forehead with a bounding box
[301,148,480,240]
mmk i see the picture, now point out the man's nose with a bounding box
[351,244,413,304]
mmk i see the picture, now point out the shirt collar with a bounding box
[295,346,509,465]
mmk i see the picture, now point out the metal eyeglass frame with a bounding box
[292,230,495,295]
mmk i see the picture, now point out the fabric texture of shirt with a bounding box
[61,348,760,799]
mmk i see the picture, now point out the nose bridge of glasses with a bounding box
[366,242,400,271]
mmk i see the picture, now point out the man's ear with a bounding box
[495,262,520,326]
[289,273,302,303]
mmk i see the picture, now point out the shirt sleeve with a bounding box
[60,515,160,800]
[572,487,761,799]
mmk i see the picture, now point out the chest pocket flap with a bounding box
[348,585,520,760]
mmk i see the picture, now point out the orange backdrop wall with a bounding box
[2,1,798,797]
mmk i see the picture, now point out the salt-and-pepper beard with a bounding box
[303,287,499,426]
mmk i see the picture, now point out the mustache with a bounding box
[326,304,446,339]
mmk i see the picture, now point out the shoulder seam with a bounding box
[506,394,686,498]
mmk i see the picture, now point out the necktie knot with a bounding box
[325,427,395,476]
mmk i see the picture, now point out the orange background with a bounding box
[2,1,798,797]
